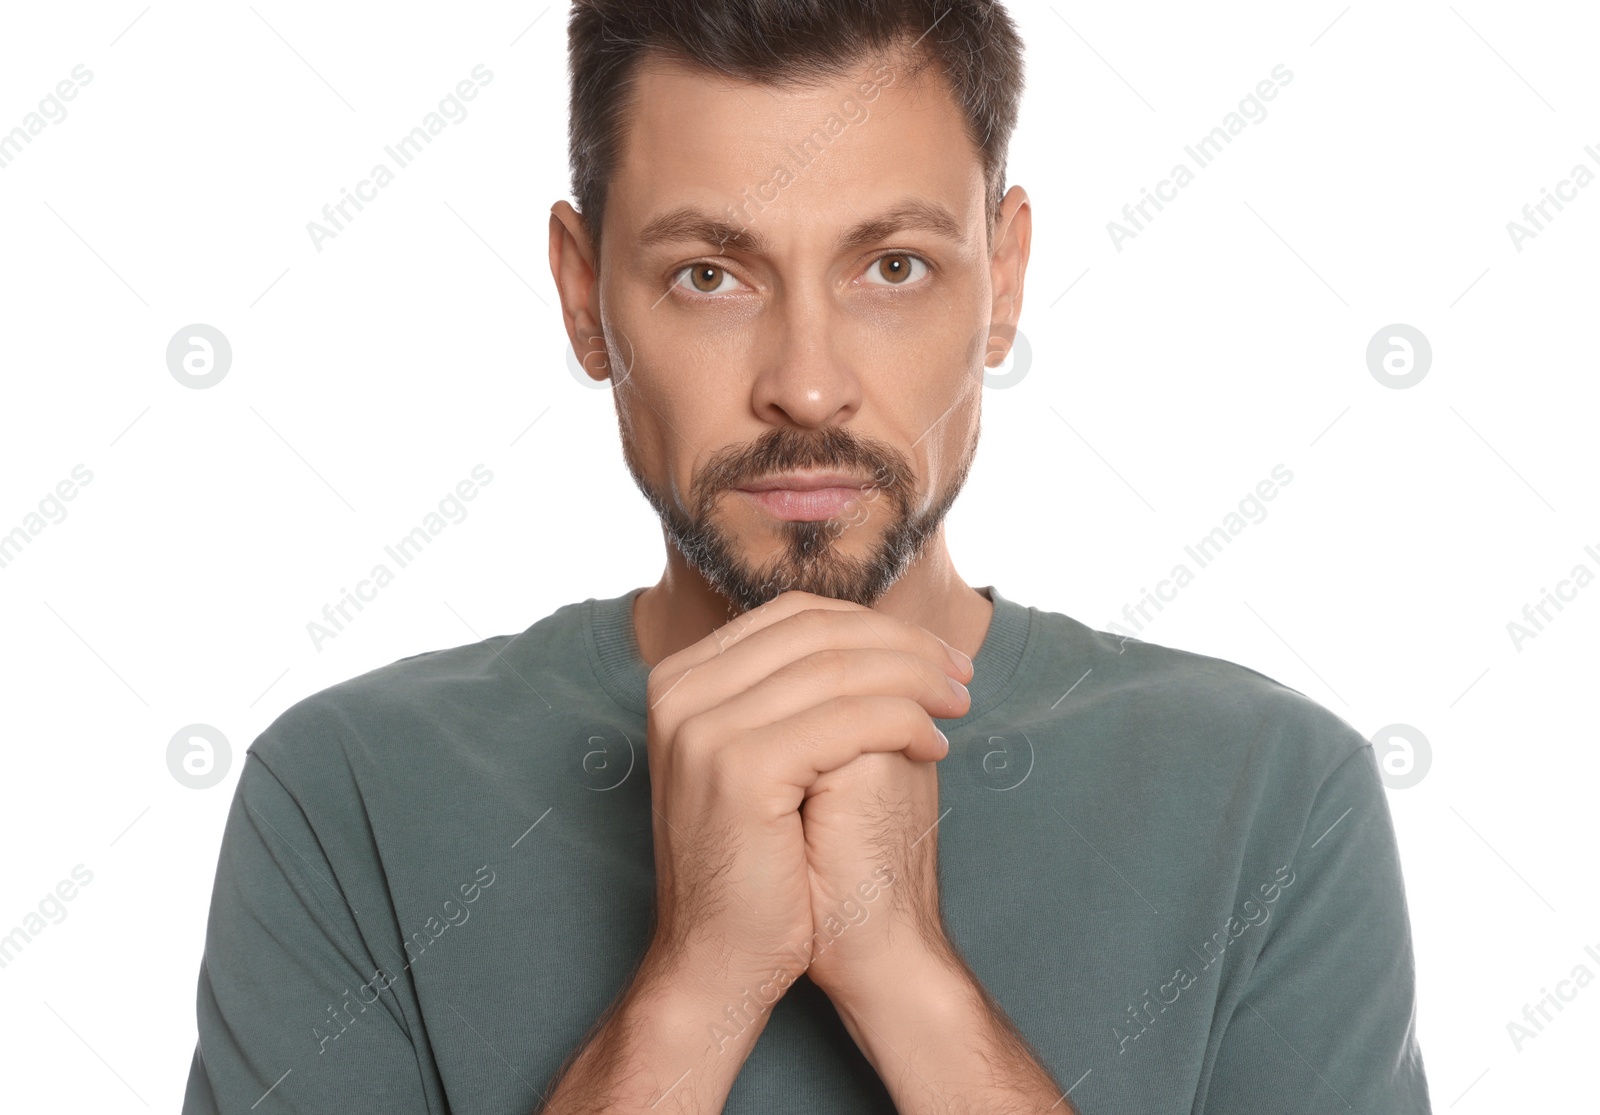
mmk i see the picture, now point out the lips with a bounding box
[736,472,876,493]
[736,485,865,522]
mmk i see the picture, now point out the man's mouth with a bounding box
[735,472,878,522]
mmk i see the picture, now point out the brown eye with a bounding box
[866,252,928,287]
[688,265,728,293]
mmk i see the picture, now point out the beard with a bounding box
[620,422,977,620]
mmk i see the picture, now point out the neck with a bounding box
[630,531,995,669]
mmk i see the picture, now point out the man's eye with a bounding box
[674,264,746,295]
[672,254,930,296]
[863,252,930,287]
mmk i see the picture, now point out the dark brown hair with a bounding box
[565,0,1025,255]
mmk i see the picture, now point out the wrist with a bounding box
[543,951,764,1112]
[809,927,963,1001]
[633,941,803,1056]
[822,944,979,1063]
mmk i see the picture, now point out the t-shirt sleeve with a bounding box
[181,751,437,1114]
[1197,744,1433,1114]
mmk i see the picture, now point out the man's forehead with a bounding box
[607,50,983,242]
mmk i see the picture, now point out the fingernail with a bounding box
[947,675,969,702]
[944,641,973,675]
[935,727,950,755]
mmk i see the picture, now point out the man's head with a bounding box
[550,0,1031,618]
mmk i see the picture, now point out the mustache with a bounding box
[694,427,904,511]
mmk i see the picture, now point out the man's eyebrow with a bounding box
[634,198,968,256]
[636,208,768,254]
[836,199,967,253]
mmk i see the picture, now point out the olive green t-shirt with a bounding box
[181,585,1431,1113]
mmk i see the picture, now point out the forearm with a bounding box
[537,945,786,1114]
[828,950,1075,1115]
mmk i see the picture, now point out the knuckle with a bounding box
[802,647,851,692]
[673,712,708,757]
[895,697,931,740]
[706,739,745,787]
[677,713,736,772]
[791,605,833,635]
[821,692,868,721]
[779,716,825,760]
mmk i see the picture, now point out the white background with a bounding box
[0,1,1595,1109]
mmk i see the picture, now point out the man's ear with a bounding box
[985,185,1032,366]
[549,201,608,382]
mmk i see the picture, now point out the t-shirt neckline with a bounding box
[584,584,1035,733]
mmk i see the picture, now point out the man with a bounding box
[183,2,1432,1112]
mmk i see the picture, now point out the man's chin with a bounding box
[715,555,898,613]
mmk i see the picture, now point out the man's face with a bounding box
[594,49,1012,616]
